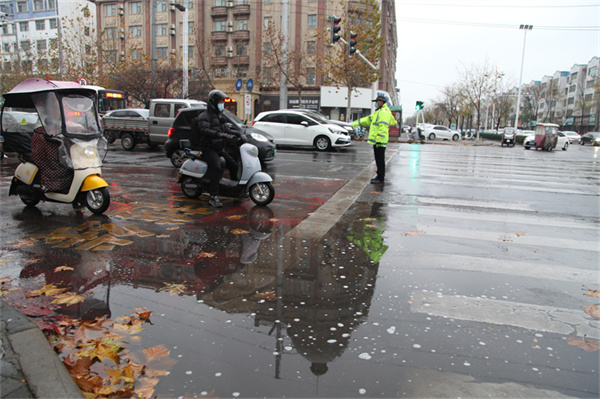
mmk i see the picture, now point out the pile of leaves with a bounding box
[1,278,176,398]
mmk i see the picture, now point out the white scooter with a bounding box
[177,139,275,206]
[3,79,110,214]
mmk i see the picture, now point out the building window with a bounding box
[236,19,247,30]
[236,0,248,4]
[235,69,248,77]
[132,49,141,59]
[35,20,45,30]
[38,58,48,70]
[37,39,46,51]
[3,43,9,52]
[214,21,226,31]
[569,85,576,93]
[157,47,167,59]
[215,44,225,56]
[49,18,57,29]
[105,4,116,17]
[567,97,575,105]
[188,21,193,34]
[156,0,166,12]
[156,24,167,36]
[47,0,56,10]
[184,0,193,9]
[49,38,57,50]
[20,40,30,51]
[264,16,271,28]
[17,1,27,12]
[33,0,44,11]
[19,21,28,32]
[306,68,315,85]
[588,66,597,78]
[307,40,315,54]
[236,44,247,55]
[307,14,316,29]
[104,27,116,40]
[215,0,226,6]
[130,2,141,14]
[187,46,193,58]
[130,25,142,37]
[84,26,90,36]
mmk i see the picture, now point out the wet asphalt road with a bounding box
[0,140,598,398]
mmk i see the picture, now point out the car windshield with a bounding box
[224,109,244,128]
[300,111,328,124]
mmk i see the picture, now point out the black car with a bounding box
[580,132,600,146]
[165,107,276,167]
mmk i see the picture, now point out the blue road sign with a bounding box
[235,78,243,91]
[246,78,254,92]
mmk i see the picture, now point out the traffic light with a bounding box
[330,16,341,44]
[415,101,423,111]
[348,31,357,55]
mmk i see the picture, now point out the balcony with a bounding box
[232,30,249,41]
[211,56,227,66]
[211,31,228,41]
[211,6,227,17]
[232,4,250,16]
[232,55,249,66]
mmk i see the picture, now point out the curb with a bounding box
[1,300,84,399]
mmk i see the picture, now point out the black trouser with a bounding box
[373,144,386,181]
[202,148,238,196]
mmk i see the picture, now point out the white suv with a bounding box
[421,124,461,141]
[251,110,352,151]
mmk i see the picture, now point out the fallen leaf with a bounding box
[252,291,278,301]
[516,232,527,237]
[0,277,13,285]
[54,266,74,272]
[24,258,41,264]
[501,237,512,242]
[26,284,66,298]
[269,218,280,222]
[226,214,245,220]
[143,345,170,361]
[158,282,186,295]
[568,336,600,352]
[156,234,170,238]
[166,226,180,230]
[51,292,86,306]
[231,229,249,235]
[529,248,542,253]
[582,304,600,319]
[133,377,159,399]
[582,286,600,298]
[199,252,216,258]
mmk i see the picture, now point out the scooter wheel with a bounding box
[84,187,110,214]
[249,182,275,206]
[19,193,40,207]
[181,177,202,198]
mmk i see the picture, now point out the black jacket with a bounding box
[194,104,230,152]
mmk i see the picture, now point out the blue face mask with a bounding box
[217,103,225,112]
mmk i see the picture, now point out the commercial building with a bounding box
[92,0,398,121]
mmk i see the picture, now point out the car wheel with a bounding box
[524,146,530,150]
[428,133,436,140]
[563,142,569,151]
[170,149,186,168]
[452,134,459,141]
[314,135,331,151]
[121,133,136,151]
[103,130,116,144]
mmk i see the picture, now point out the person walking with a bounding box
[194,89,240,208]
[352,95,397,184]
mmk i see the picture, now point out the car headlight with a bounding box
[84,145,97,158]
[250,132,268,142]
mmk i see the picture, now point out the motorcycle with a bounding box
[177,139,275,206]
[3,78,110,214]
[408,127,425,144]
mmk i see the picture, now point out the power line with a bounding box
[396,17,600,31]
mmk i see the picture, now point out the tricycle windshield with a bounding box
[32,92,100,139]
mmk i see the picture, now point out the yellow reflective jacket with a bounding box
[352,103,397,147]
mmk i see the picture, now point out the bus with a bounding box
[81,85,127,115]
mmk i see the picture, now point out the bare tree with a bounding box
[458,61,497,138]
[436,84,462,127]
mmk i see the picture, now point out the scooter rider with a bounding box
[194,89,242,208]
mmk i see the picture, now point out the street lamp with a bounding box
[514,24,532,131]
[174,3,188,99]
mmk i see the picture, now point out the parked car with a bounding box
[523,132,569,151]
[421,125,461,141]
[294,108,356,139]
[165,106,276,168]
[579,132,600,146]
[500,127,516,147]
[561,131,580,144]
[251,109,352,151]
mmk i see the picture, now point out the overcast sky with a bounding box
[394,0,600,119]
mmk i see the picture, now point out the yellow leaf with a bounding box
[582,286,600,297]
[231,228,249,235]
[252,291,277,302]
[55,266,74,272]
[582,304,600,319]
[133,377,159,399]
[24,258,41,264]
[405,231,419,236]
[166,226,180,230]
[199,252,216,258]
[158,282,186,295]
[568,336,600,352]
[516,231,527,237]
[226,214,245,220]
[51,292,86,306]
[26,284,66,298]
[143,345,170,361]
[0,277,13,285]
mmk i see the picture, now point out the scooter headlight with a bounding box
[84,145,97,158]
[250,145,259,157]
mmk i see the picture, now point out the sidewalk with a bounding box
[0,299,83,398]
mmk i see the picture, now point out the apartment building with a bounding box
[93,0,398,120]
[0,0,94,76]
[524,56,599,131]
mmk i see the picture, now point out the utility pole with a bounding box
[279,0,289,109]
[151,0,156,83]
